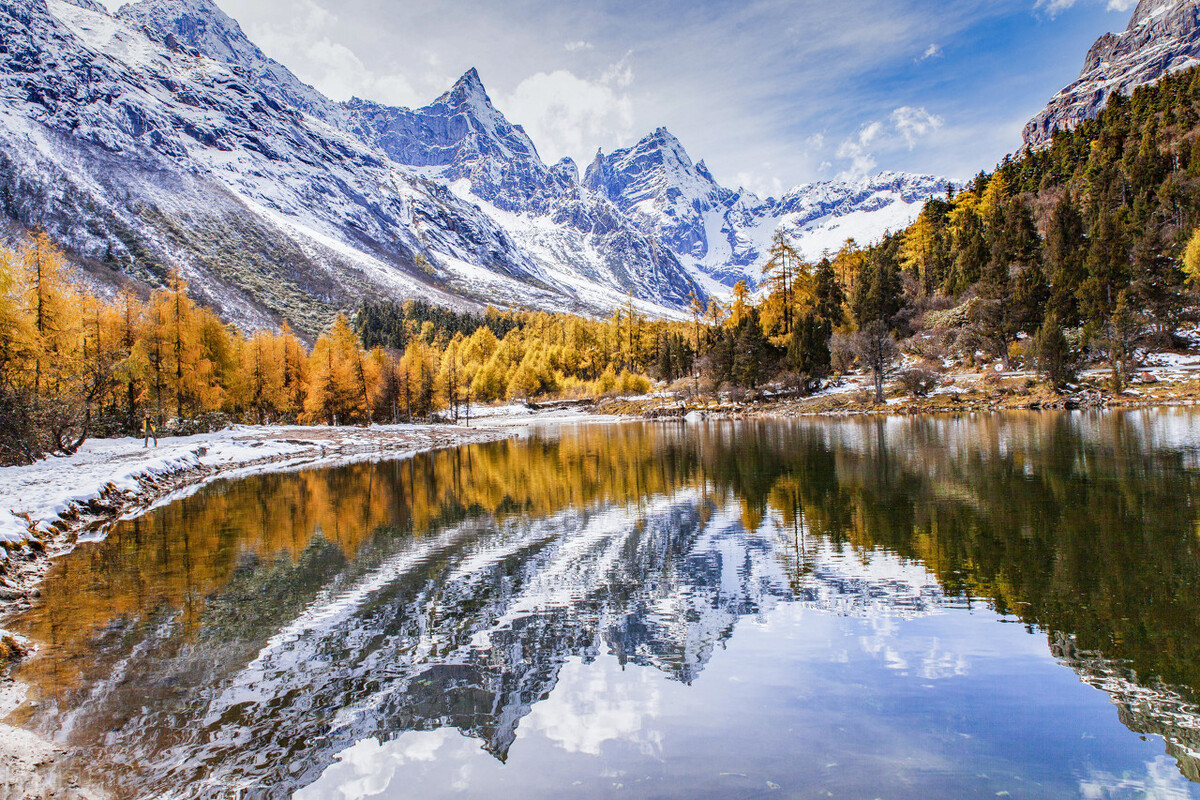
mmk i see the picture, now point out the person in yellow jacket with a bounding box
[143,414,158,448]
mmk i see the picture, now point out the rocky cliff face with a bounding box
[1024,0,1200,148]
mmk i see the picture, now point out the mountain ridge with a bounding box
[0,0,948,333]
[585,128,949,287]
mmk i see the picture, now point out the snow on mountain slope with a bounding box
[342,73,705,308]
[1024,0,1200,147]
[587,128,949,288]
[0,0,694,333]
[1,0,949,330]
[115,0,334,119]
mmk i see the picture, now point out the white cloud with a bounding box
[1034,0,1136,16]
[836,137,878,178]
[736,171,785,198]
[1034,0,1077,14]
[564,40,594,52]
[836,119,885,175]
[921,43,942,60]
[836,107,943,177]
[893,106,944,147]
[245,0,425,107]
[600,53,635,89]
[501,60,636,165]
[859,120,886,147]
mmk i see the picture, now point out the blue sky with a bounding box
[105,0,1142,193]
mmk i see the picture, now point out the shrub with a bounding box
[617,370,651,395]
[830,332,857,374]
[898,367,939,398]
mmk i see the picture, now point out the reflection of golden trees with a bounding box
[17,412,1200,710]
[14,424,711,691]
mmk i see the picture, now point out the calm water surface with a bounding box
[8,411,1200,799]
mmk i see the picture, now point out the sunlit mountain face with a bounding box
[9,412,1200,799]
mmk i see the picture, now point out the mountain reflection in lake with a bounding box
[9,411,1200,799]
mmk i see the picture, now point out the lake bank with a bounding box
[0,424,527,612]
[0,421,537,797]
[597,368,1200,420]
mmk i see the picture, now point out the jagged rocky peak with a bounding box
[428,68,503,129]
[424,67,544,161]
[438,66,488,106]
[584,126,726,211]
[583,127,738,264]
[550,156,579,184]
[635,126,694,164]
[1023,0,1200,147]
[343,66,564,217]
[346,68,541,168]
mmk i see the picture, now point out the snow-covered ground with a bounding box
[464,403,626,426]
[0,424,512,552]
[0,401,637,556]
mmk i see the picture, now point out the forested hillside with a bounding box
[357,65,1200,405]
[8,67,1200,465]
[880,65,1200,384]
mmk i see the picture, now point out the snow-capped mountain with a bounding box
[345,69,568,214]
[584,127,739,260]
[342,72,703,306]
[586,129,949,287]
[0,0,946,333]
[1024,0,1200,148]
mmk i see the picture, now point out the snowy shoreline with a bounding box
[0,423,519,614]
[0,406,634,796]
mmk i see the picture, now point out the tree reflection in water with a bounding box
[9,410,1200,798]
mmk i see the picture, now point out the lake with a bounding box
[7,411,1200,799]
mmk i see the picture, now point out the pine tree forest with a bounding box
[8,66,1200,465]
